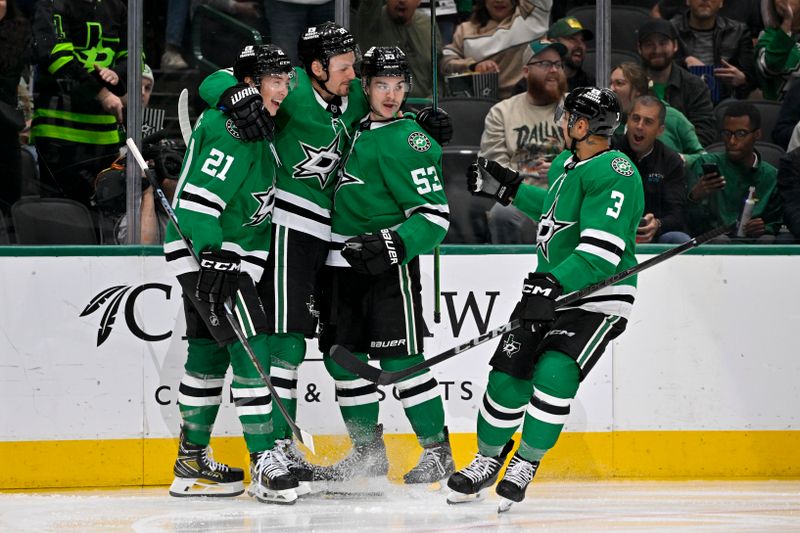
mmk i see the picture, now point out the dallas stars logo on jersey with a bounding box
[537,197,576,262]
[244,188,275,227]
[502,334,521,357]
[293,136,342,189]
[335,169,364,193]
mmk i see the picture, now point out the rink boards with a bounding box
[1,245,799,488]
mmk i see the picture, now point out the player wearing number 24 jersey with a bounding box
[448,87,644,511]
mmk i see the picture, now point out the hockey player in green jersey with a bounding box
[164,44,303,504]
[197,23,452,484]
[447,87,644,511]
[197,22,369,484]
[319,46,455,485]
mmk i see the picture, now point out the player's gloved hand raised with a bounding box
[518,272,562,330]
[416,106,453,145]
[218,83,276,142]
[342,229,406,275]
[196,250,241,312]
[468,156,523,206]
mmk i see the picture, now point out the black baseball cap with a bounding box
[637,18,676,43]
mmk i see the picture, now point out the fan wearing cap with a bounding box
[449,87,643,509]
[636,18,716,146]
[547,16,594,91]
[480,38,567,244]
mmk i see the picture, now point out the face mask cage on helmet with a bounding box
[360,46,413,97]
[298,23,362,73]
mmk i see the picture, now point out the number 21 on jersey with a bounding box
[412,167,442,194]
[201,148,235,180]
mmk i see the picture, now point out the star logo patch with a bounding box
[244,188,275,227]
[293,136,342,189]
[611,157,635,177]
[536,197,577,262]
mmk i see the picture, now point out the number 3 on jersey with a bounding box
[201,148,235,180]
[606,190,624,219]
[412,166,442,194]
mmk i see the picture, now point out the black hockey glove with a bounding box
[342,229,406,276]
[196,250,241,312]
[416,106,453,146]
[218,83,276,142]
[468,156,524,206]
[518,272,563,330]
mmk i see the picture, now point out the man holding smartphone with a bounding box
[686,102,783,242]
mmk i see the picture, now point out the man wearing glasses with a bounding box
[687,101,783,242]
[479,39,568,243]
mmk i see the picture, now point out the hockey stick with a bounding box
[178,88,192,146]
[330,223,733,385]
[125,138,316,454]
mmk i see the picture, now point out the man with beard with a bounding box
[636,18,716,147]
[547,16,594,91]
[686,102,783,243]
[479,39,567,243]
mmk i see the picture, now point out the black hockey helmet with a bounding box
[233,44,258,82]
[297,22,360,72]
[555,86,621,137]
[360,46,412,90]
[254,44,293,85]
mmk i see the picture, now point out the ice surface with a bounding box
[1,480,799,532]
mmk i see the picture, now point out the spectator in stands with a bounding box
[772,80,800,149]
[637,18,717,147]
[653,0,763,39]
[755,0,800,100]
[162,0,191,70]
[777,147,800,242]
[669,0,756,101]
[259,0,332,66]
[609,62,704,159]
[479,39,566,243]
[613,96,691,244]
[441,0,551,99]
[31,0,127,208]
[686,102,783,243]
[0,0,31,214]
[357,0,442,98]
[547,16,594,91]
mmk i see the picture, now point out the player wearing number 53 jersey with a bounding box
[448,87,644,511]
[319,47,455,485]
[164,46,306,505]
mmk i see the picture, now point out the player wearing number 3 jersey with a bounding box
[318,47,455,484]
[449,87,644,511]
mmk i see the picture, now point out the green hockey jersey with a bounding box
[327,117,449,267]
[199,67,369,241]
[514,149,644,319]
[755,27,800,100]
[31,0,128,145]
[164,109,276,282]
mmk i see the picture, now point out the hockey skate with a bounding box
[495,452,540,513]
[274,438,316,496]
[168,431,245,497]
[248,449,300,505]
[313,424,389,482]
[403,428,455,484]
[446,440,514,504]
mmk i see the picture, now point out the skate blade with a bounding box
[249,486,298,505]
[446,488,488,505]
[168,478,245,498]
[497,498,514,513]
[295,481,313,496]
